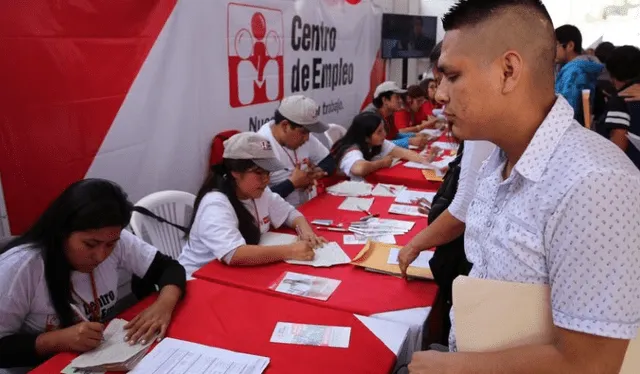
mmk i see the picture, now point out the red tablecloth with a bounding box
[194,195,438,316]
[31,280,396,374]
[366,132,458,190]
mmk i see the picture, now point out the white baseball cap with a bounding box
[277,95,329,133]
[223,132,284,172]
[374,81,407,99]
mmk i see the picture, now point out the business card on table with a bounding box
[270,322,351,348]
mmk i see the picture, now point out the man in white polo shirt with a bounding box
[408,0,640,373]
[258,95,336,206]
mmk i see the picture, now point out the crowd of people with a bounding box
[0,0,639,373]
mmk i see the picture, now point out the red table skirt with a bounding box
[31,280,396,374]
[194,195,438,316]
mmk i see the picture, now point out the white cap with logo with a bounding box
[373,81,406,99]
[277,95,329,133]
[223,132,284,172]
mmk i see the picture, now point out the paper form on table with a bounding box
[270,322,351,348]
[270,271,341,301]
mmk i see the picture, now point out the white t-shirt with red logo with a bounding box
[178,187,302,276]
[0,230,156,370]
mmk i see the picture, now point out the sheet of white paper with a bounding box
[388,204,428,217]
[259,232,297,246]
[395,190,437,205]
[273,272,341,301]
[387,248,434,269]
[129,338,269,374]
[343,234,396,245]
[420,128,443,137]
[628,133,640,151]
[286,242,351,267]
[429,155,456,170]
[403,161,433,170]
[270,322,351,348]
[436,169,445,177]
[71,319,152,370]
[326,181,373,197]
[62,365,104,374]
[371,183,407,197]
[338,197,374,212]
[431,141,459,151]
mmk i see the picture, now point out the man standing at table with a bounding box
[408,1,640,373]
[258,95,336,207]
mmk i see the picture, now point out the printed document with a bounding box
[338,197,374,212]
[270,272,341,301]
[343,234,396,245]
[387,248,434,269]
[270,322,351,348]
[286,242,351,267]
[388,204,428,217]
[129,338,269,374]
[371,183,407,197]
[326,181,373,196]
[395,190,436,205]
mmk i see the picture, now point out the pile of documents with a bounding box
[271,323,351,349]
[129,338,270,374]
[371,183,407,197]
[388,204,428,217]
[67,319,152,372]
[326,181,373,196]
[348,218,414,237]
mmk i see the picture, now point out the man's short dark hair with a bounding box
[406,85,426,99]
[606,45,640,83]
[442,0,551,31]
[372,91,395,108]
[274,110,302,128]
[595,42,615,63]
[555,24,583,54]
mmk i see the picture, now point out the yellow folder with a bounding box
[452,276,639,373]
[351,241,433,280]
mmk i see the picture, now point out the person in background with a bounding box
[595,45,640,169]
[593,41,617,119]
[362,81,431,149]
[0,179,186,373]
[257,95,336,207]
[409,0,640,372]
[332,112,428,181]
[178,132,324,276]
[419,78,439,116]
[395,85,438,133]
[555,24,604,125]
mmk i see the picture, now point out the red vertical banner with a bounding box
[0,1,177,234]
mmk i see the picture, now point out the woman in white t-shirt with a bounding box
[331,112,427,181]
[0,179,186,374]
[178,132,324,276]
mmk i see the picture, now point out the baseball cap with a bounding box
[374,81,407,99]
[223,132,284,172]
[277,95,329,133]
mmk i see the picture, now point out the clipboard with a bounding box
[351,241,433,280]
[452,276,639,373]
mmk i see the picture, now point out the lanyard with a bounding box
[251,199,260,225]
[71,272,100,321]
[278,143,299,167]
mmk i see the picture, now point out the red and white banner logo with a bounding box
[227,3,284,108]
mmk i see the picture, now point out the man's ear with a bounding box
[501,51,523,94]
[567,41,575,54]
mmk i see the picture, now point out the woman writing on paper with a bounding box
[178,132,324,276]
[0,179,186,373]
[331,112,429,181]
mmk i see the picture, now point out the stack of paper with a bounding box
[326,181,373,196]
[371,183,407,197]
[348,218,415,237]
[69,319,152,372]
[338,197,374,212]
[286,242,351,267]
[394,190,436,205]
[344,234,396,245]
[388,204,428,217]
[270,323,351,348]
[129,338,269,374]
[431,141,459,151]
[270,271,341,301]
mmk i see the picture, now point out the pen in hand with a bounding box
[70,303,105,342]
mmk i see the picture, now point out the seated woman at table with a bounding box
[331,112,428,181]
[178,132,325,276]
[0,179,186,373]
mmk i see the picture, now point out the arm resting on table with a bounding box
[350,159,390,178]
[389,146,423,163]
[228,244,292,266]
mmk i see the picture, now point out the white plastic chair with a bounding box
[324,123,347,147]
[130,190,195,260]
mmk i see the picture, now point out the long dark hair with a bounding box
[331,112,385,163]
[186,159,261,245]
[2,179,133,328]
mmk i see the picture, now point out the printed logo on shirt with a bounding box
[81,290,116,321]
[262,216,271,225]
[261,141,272,151]
[45,314,60,332]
